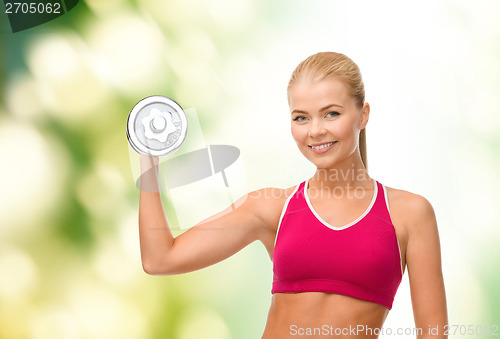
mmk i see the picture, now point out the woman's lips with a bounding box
[308,141,337,154]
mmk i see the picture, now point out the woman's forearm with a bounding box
[138,154,175,274]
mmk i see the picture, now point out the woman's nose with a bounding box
[308,120,327,138]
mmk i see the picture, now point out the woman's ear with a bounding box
[360,102,370,129]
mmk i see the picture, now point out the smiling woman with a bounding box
[289,78,369,170]
[288,52,369,169]
[137,51,449,339]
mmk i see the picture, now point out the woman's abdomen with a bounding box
[262,292,389,339]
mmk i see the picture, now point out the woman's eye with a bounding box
[327,111,339,118]
[293,116,307,122]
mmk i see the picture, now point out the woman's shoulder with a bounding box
[249,182,301,201]
[384,185,436,228]
[244,183,302,226]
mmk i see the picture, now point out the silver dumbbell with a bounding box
[127,95,188,157]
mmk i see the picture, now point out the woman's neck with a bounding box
[308,155,371,191]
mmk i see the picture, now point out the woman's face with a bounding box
[289,78,369,170]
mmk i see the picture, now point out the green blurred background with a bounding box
[1,0,499,338]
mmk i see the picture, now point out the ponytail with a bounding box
[359,128,367,170]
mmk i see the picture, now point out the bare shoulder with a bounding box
[385,185,437,231]
[247,184,299,258]
[248,184,299,229]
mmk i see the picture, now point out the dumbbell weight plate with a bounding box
[127,96,188,157]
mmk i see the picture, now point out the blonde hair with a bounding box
[287,52,368,169]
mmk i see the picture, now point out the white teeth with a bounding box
[311,142,334,150]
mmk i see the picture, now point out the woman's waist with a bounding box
[265,292,388,337]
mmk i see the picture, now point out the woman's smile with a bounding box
[308,141,338,154]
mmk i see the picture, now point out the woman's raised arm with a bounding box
[138,154,272,276]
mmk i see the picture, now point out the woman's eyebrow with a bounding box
[291,103,344,115]
[320,103,343,111]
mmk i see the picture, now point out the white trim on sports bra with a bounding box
[304,178,378,231]
[382,184,404,277]
[273,183,301,248]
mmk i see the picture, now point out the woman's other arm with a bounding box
[406,195,448,338]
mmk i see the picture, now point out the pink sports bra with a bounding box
[272,179,403,310]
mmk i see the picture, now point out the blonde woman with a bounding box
[138,52,448,338]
